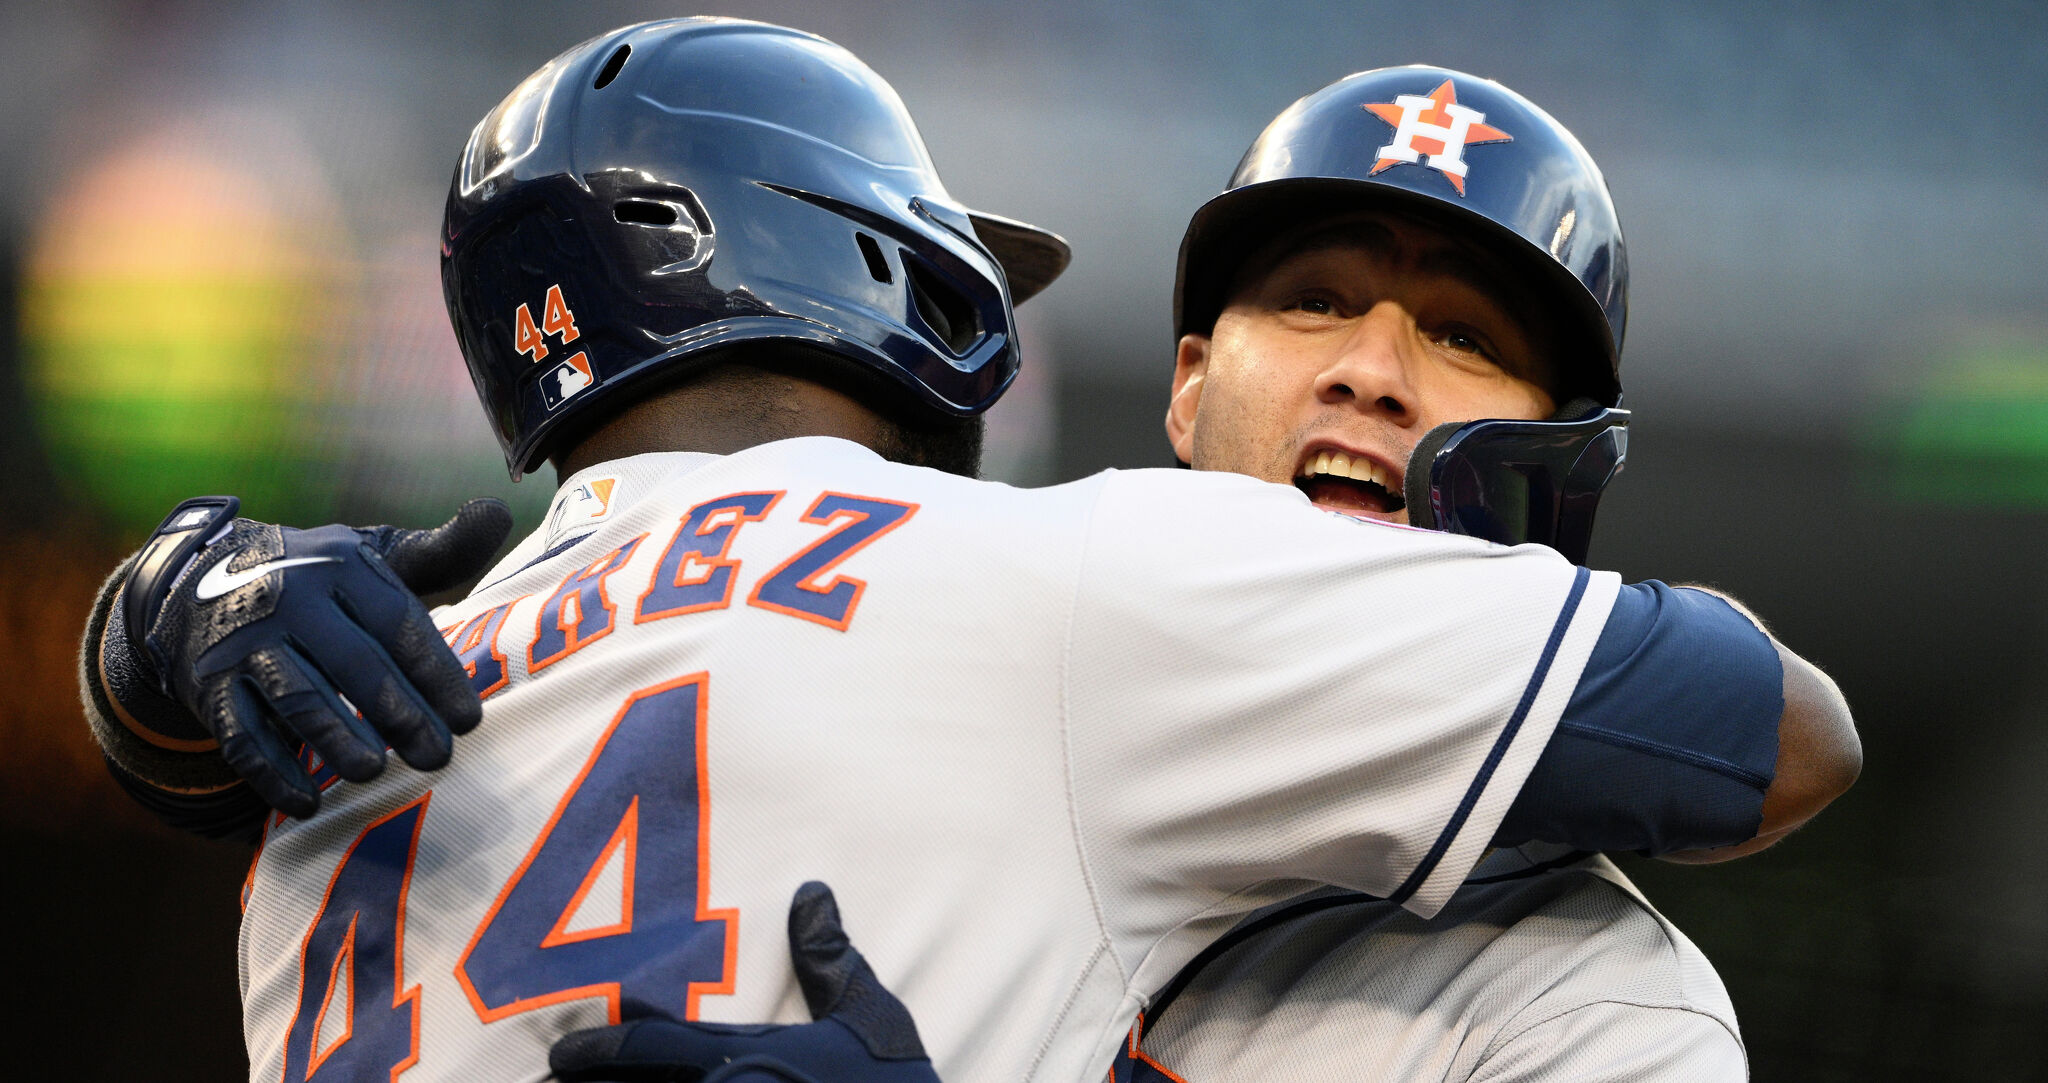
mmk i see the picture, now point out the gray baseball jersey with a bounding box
[1120,844,1743,1082]
[235,438,1620,1083]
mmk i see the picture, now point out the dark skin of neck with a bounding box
[554,367,895,480]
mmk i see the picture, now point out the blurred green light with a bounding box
[24,274,339,534]
[20,139,347,536]
[1863,347,2048,506]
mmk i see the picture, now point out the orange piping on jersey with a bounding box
[241,810,280,915]
[539,796,640,948]
[305,914,358,1078]
[528,534,646,674]
[454,671,734,1025]
[293,745,343,794]
[98,635,220,753]
[389,798,427,1083]
[690,671,739,1020]
[282,792,429,1083]
[745,492,919,631]
[635,491,784,623]
[1121,1013,1190,1083]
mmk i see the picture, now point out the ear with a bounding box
[1165,334,1211,465]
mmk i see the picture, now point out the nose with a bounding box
[1312,300,1418,423]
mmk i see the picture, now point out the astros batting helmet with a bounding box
[1175,65,1630,563]
[443,18,1071,479]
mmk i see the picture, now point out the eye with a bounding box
[1435,325,1498,361]
[1285,293,1339,317]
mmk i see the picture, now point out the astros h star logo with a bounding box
[1362,79,1512,196]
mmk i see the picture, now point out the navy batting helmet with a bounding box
[443,18,1071,479]
[1175,65,1630,563]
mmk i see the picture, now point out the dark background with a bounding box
[3,2,2043,1079]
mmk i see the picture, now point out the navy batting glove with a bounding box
[550,882,939,1083]
[113,495,513,818]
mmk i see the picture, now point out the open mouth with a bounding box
[1296,449,1405,516]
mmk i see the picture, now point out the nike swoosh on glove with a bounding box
[550,882,940,1083]
[114,496,513,817]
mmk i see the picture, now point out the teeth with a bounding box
[1299,451,1396,490]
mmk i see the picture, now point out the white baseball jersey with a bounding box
[1118,844,1744,1082]
[236,436,1620,1083]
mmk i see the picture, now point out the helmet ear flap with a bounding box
[1402,398,1616,533]
[1402,406,1630,562]
[905,261,982,356]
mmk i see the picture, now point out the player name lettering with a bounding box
[442,488,919,697]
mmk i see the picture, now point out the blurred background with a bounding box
[3,1,2042,1078]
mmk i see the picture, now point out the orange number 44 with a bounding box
[514,284,581,363]
[514,302,549,362]
[543,284,581,344]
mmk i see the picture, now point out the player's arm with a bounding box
[1657,588,1858,863]
[1067,472,1857,925]
[1492,580,1859,862]
[80,496,512,832]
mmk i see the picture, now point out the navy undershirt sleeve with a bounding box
[1493,581,1783,855]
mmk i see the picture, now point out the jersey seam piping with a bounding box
[1388,565,1591,906]
[1022,940,1112,1082]
[1058,476,1119,973]
[481,532,592,591]
[1027,476,1120,1083]
[1484,870,1744,1059]
[1481,996,1745,1069]
[1552,720,1771,789]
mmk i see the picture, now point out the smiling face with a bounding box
[1166,210,1560,522]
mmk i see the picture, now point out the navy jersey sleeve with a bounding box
[1494,581,1782,855]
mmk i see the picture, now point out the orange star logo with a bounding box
[1361,79,1512,196]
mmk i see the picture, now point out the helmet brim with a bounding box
[969,211,1071,304]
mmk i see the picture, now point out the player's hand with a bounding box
[115,495,513,818]
[550,882,939,1083]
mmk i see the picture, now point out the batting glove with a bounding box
[100,495,513,818]
[551,882,940,1083]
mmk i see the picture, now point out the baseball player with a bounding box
[545,65,1833,1083]
[78,21,1857,1083]
[1102,66,1766,1081]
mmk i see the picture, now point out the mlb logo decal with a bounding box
[517,283,594,409]
[546,475,620,547]
[540,352,595,409]
[557,477,617,525]
[1361,79,1512,195]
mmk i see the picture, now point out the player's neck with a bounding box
[553,367,894,480]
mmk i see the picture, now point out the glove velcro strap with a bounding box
[124,496,240,675]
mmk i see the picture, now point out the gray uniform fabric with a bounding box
[1136,844,1744,1082]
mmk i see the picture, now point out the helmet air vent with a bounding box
[856,233,892,284]
[614,199,680,226]
[593,44,631,90]
[907,261,981,356]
